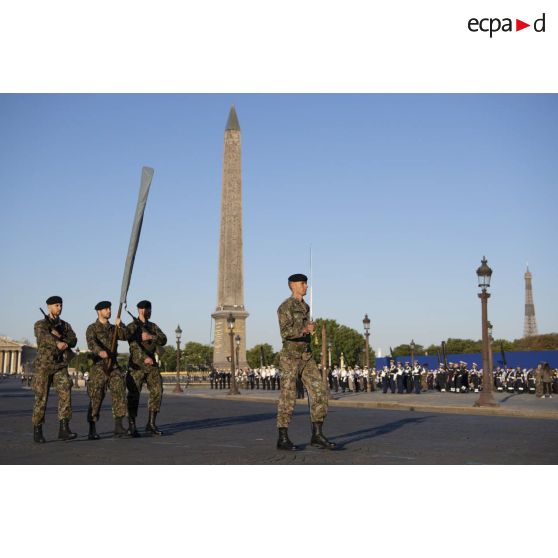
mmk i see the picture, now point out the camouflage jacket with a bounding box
[34,317,77,368]
[277,295,311,352]
[86,319,127,365]
[126,319,167,369]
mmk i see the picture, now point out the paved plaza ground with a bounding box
[1,377,557,464]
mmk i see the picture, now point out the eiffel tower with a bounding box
[523,265,538,337]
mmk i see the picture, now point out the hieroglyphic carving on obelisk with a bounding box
[212,106,249,369]
[523,266,538,337]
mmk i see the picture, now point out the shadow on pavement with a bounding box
[332,415,435,448]
[160,410,307,435]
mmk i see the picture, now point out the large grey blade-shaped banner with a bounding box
[119,166,155,306]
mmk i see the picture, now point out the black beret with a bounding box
[46,296,62,305]
[288,273,308,283]
[95,301,111,311]
[137,300,152,309]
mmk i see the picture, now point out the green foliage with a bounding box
[394,335,558,358]
[310,318,374,368]
[246,343,276,369]
[392,343,425,358]
[182,342,213,370]
[511,333,558,351]
[160,346,177,371]
[492,339,513,352]
[425,344,441,357]
[444,338,482,354]
[159,342,213,371]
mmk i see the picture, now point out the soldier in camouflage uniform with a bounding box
[276,274,336,451]
[32,296,78,443]
[85,301,130,440]
[126,300,167,436]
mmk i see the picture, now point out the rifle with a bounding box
[39,308,76,363]
[126,310,158,362]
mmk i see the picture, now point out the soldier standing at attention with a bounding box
[276,274,335,451]
[85,301,130,440]
[126,300,167,436]
[32,296,78,443]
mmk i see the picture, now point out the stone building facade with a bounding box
[0,337,37,374]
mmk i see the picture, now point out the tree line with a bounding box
[390,333,558,358]
[69,330,558,372]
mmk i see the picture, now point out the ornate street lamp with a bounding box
[474,257,498,407]
[235,334,241,372]
[327,340,332,369]
[410,339,416,367]
[228,313,240,395]
[363,314,371,370]
[173,325,183,393]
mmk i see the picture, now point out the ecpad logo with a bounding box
[468,13,546,37]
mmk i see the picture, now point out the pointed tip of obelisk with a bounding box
[225,105,240,131]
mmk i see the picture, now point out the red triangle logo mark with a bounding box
[516,19,530,31]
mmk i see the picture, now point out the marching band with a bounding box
[208,362,558,397]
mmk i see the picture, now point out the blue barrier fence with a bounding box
[376,350,558,369]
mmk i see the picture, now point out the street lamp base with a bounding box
[228,388,240,396]
[172,384,184,394]
[473,393,500,407]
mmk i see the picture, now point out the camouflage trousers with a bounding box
[277,351,328,428]
[126,366,163,418]
[87,365,127,421]
[31,366,73,426]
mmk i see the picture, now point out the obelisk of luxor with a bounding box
[212,106,249,369]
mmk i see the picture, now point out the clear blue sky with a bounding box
[1,94,557,355]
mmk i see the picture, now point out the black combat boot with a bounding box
[58,419,77,440]
[114,417,131,438]
[145,411,162,436]
[88,421,100,440]
[276,427,298,451]
[310,422,336,449]
[33,425,46,444]
[128,417,141,438]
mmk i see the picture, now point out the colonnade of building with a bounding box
[0,349,22,373]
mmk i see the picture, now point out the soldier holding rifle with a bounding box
[276,274,335,451]
[85,300,130,440]
[126,300,167,436]
[32,295,78,443]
